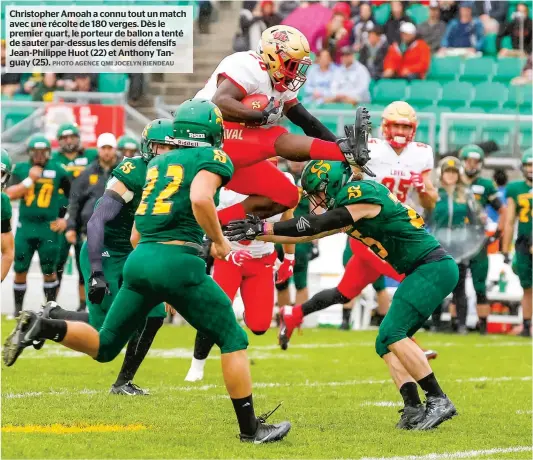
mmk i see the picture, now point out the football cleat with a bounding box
[519,327,531,338]
[424,349,438,360]
[339,319,350,330]
[184,367,204,382]
[415,395,457,430]
[239,403,291,444]
[396,404,426,430]
[3,311,42,366]
[337,106,374,176]
[278,306,303,351]
[110,381,150,396]
[33,301,57,350]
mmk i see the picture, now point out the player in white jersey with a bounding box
[185,176,296,382]
[191,25,369,229]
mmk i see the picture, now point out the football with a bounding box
[241,93,279,111]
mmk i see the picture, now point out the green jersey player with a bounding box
[459,144,506,334]
[116,135,140,159]
[1,149,14,282]
[6,135,71,317]
[4,99,291,444]
[37,119,172,395]
[224,114,459,431]
[502,149,532,337]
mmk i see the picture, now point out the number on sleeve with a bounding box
[347,185,362,200]
[213,149,227,163]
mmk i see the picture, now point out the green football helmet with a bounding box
[459,144,484,178]
[117,135,140,158]
[56,122,81,153]
[301,160,352,212]
[1,148,13,190]
[521,148,532,181]
[172,99,224,149]
[140,119,175,162]
[27,134,51,164]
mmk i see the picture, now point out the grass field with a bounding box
[1,318,532,460]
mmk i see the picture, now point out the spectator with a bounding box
[418,5,447,53]
[0,40,22,97]
[439,2,484,57]
[19,73,43,96]
[384,1,410,45]
[305,49,337,104]
[349,0,361,20]
[326,46,371,105]
[198,0,213,34]
[359,25,388,79]
[497,3,532,57]
[319,4,354,63]
[511,54,533,86]
[439,0,459,23]
[66,133,120,245]
[472,0,508,34]
[31,73,59,102]
[278,1,300,18]
[237,1,282,52]
[351,2,376,52]
[383,22,431,80]
[73,74,96,92]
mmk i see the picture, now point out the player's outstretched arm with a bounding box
[284,102,337,142]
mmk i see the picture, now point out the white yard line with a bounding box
[359,446,532,460]
[3,376,530,400]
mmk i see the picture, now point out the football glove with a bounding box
[276,253,295,285]
[224,215,265,242]
[309,244,320,261]
[260,97,283,126]
[88,271,110,304]
[502,252,511,265]
[410,172,425,192]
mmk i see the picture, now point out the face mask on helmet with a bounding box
[1,168,10,189]
[382,120,416,149]
[269,51,311,92]
[59,134,81,154]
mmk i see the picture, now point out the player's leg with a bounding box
[55,234,70,294]
[37,227,61,303]
[470,250,490,334]
[293,242,311,305]
[275,244,292,307]
[513,251,532,337]
[74,237,86,312]
[13,228,35,318]
[186,257,242,382]
[375,256,459,430]
[340,239,354,329]
[219,161,299,225]
[451,263,468,334]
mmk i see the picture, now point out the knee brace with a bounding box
[475,292,488,304]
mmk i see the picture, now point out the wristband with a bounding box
[284,253,295,261]
[22,177,34,188]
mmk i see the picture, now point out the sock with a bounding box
[114,317,164,386]
[417,372,445,398]
[524,319,531,330]
[56,267,64,289]
[193,331,216,360]
[43,280,59,302]
[218,203,246,226]
[13,283,27,316]
[189,357,207,374]
[451,316,458,330]
[39,318,68,342]
[342,308,351,323]
[479,317,487,329]
[309,139,345,162]
[231,394,258,436]
[48,305,89,323]
[399,382,422,407]
[301,288,350,317]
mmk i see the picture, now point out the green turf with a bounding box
[1,319,532,459]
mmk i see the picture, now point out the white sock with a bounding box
[190,357,206,372]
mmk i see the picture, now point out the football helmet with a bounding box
[140,119,175,162]
[27,134,51,165]
[459,144,484,178]
[117,135,140,158]
[301,160,352,212]
[257,25,311,93]
[172,99,224,149]
[56,122,81,154]
[381,101,418,149]
[1,148,12,190]
[521,148,532,182]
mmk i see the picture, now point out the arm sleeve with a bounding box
[272,206,354,237]
[86,190,125,273]
[66,169,86,231]
[285,102,337,142]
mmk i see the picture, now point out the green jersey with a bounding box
[335,180,440,274]
[1,192,12,231]
[52,149,98,179]
[136,147,234,245]
[506,180,532,240]
[432,188,471,228]
[11,160,69,222]
[100,156,147,254]
[470,176,499,208]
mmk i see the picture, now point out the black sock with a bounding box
[43,280,59,302]
[231,394,258,436]
[524,319,531,330]
[114,317,164,386]
[56,267,64,289]
[48,305,89,322]
[39,318,68,342]
[479,317,487,326]
[302,288,350,316]
[13,283,27,316]
[399,382,422,407]
[193,331,216,360]
[417,372,444,398]
[342,308,351,323]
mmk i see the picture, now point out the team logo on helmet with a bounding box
[272,30,289,42]
[214,106,223,125]
[310,160,331,179]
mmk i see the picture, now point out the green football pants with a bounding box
[513,250,532,290]
[376,256,459,357]
[95,243,248,363]
[14,220,59,274]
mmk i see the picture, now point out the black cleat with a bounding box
[239,403,291,444]
[337,106,374,176]
[396,404,426,430]
[519,327,531,338]
[415,395,457,430]
[33,301,57,350]
[110,381,150,396]
[3,311,42,366]
[340,319,350,330]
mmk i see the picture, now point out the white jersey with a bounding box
[194,51,299,126]
[364,138,434,203]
